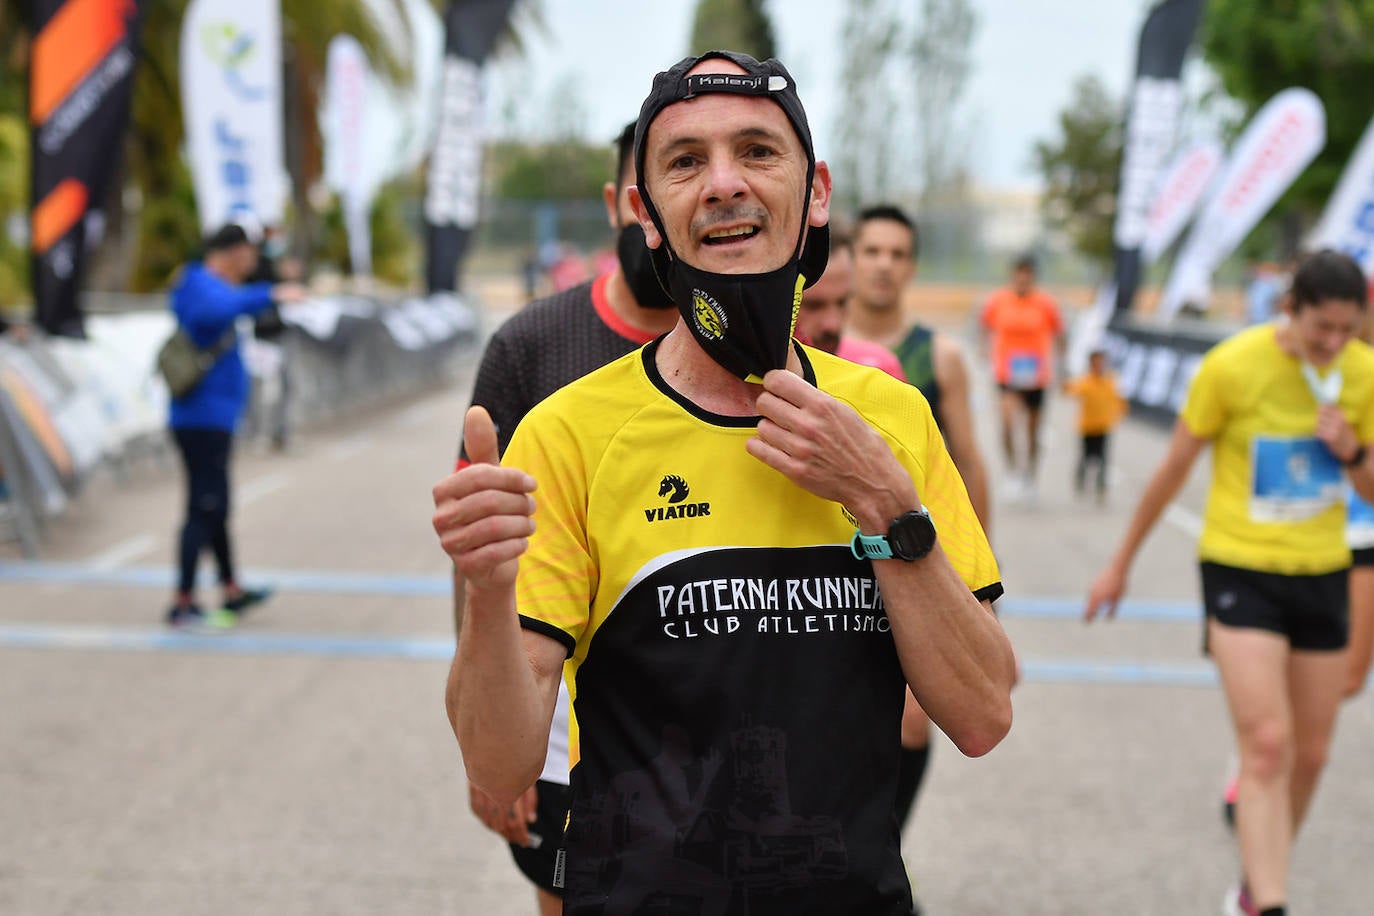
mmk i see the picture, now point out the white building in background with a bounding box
[969,186,1047,256]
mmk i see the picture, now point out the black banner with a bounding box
[1111,0,1205,315]
[28,0,142,338]
[424,0,517,294]
[1102,315,1223,426]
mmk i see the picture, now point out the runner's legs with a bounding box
[1208,619,1292,911]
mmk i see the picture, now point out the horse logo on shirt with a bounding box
[659,475,690,504]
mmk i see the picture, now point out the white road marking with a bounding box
[84,534,156,570]
[1163,503,1203,538]
[239,471,293,508]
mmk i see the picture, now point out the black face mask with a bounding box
[616,223,676,310]
[652,224,830,382]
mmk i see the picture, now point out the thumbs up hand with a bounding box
[432,406,538,591]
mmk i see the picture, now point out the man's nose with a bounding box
[703,156,749,204]
[819,305,844,335]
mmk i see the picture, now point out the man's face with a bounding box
[796,248,853,355]
[1012,266,1035,296]
[220,242,258,281]
[632,60,829,275]
[851,219,914,311]
[1291,298,1365,368]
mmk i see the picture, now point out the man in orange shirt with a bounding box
[980,255,1065,500]
[1061,349,1127,502]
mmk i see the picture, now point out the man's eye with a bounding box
[670,154,698,170]
[746,145,775,159]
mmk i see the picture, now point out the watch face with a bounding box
[891,510,937,560]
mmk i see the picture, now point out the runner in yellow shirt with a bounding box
[1084,250,1374,916]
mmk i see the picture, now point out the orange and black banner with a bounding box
[28,0,142,338]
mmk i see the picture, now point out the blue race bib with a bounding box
[1347,485,1374,549]
[1250,436,1343,522]
[1008,352,1042,390]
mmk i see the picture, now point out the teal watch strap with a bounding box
[851,528,895,560]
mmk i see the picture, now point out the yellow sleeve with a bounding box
[1178,348,1227,439]
[504,408,597,655]
[911,400,1001,595]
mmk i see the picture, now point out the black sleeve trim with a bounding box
[519,615,576,657]
[973,582,1004,606]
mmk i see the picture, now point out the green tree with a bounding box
[911,0,978,201]
[1201,0,1374,225]
[832,0,904,210]
[687,0,776,60]
[1033,75,1122,270]
[491,139,613,201]
[0,3,30,307]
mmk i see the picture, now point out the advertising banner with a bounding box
[1141,139,1223,264]
[1308,114,1374,276]
[1110,0,1206,314]
[180,0,287,231]
[322,34,373,276]
[424,0,516,293]
[28,0,143,338]
[1158,88,1325,321]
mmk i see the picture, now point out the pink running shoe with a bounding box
[1222,882,1258,916]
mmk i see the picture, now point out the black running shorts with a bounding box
[508,779,571,895]
[1352,547,1374,568]
[1200,561,1349,652]
[998,384,1045,410]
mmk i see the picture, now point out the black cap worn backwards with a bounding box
[631,49,828,295]
[203,222,259,253]
[632,50,817,250]
[632,50,815,187]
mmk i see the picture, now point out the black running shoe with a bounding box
[166,604,206,628]
[223,587,272,613]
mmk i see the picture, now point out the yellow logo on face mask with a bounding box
[693,290,725,339]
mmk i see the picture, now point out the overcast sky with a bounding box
[484,0,1155,191]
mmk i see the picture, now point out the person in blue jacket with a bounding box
[166,223,305,628]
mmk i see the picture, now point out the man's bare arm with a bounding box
[447,599,565,801]
[434,406,563,801]
[933,334,991,534]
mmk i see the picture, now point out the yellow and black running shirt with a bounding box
[1181,324,1374,575]
[506,340,1001,915]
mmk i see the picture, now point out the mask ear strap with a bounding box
[799,222,830,290]
[648,240,675,300]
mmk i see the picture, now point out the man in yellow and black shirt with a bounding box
[435,50,1015,916]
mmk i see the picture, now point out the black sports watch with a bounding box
[850,507,938,562]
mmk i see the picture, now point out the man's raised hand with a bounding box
[432,406,537,591]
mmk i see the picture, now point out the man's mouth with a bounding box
[702,226,760,246]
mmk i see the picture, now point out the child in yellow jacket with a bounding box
[1062,349,1128,500]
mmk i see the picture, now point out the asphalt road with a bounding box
[2,323,1372,915]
